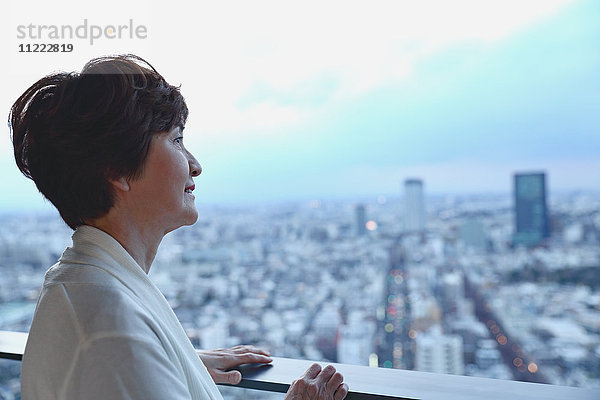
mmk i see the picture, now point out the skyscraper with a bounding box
[404,179,425,232]
[355,204,366,236]
[513,172,550,247]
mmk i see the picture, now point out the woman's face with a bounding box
[127,126,201,234]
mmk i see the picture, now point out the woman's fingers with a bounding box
[334,383,349,400]
[229,344,271,356]
[284,364,348,400]
[326,371,344,391]
[213,369,243,385]
[197,346,273,385]
[315,364,336,386]
[233,352,273,365]
[302,363,323,380]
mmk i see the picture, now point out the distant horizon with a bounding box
[1,186,597,216]
[4,161,599,212]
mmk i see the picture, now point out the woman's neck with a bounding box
[86,208,163,274]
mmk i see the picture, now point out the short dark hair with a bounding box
[9,54,188,229]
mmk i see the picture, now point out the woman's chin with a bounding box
[164,209,198,234]
[182,208,199,226]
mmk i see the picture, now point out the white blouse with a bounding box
[21,225,223,400]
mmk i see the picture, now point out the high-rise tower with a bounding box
[404,179,425,232]
[355,204,366,236]
[513,172,550,246]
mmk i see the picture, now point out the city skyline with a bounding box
[2,187,599,393]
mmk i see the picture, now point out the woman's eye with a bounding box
[174,137,183,145]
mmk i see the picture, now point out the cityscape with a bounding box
[1,172,599,399]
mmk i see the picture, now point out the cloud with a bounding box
[4,0,575,142]
[170,0,575,138]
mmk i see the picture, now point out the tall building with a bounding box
[513,172,550,246]
[404,179,425,232]
[415,329,464,375]
[355,204,366,236]
[314,304,341,362]
[337,312,376,366]
[440,271,465,315]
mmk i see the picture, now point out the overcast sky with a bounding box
[1,0,599,211]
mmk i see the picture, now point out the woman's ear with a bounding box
[110,177,131,192]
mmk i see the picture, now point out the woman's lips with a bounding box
[185,184,195,193]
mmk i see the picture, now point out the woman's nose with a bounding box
[188,150,202,177]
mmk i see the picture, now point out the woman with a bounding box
[9,54,348,400]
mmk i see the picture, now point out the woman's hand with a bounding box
[285,363,348,400]
[197,345,272,385]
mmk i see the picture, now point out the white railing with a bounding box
[1,331,598,400]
